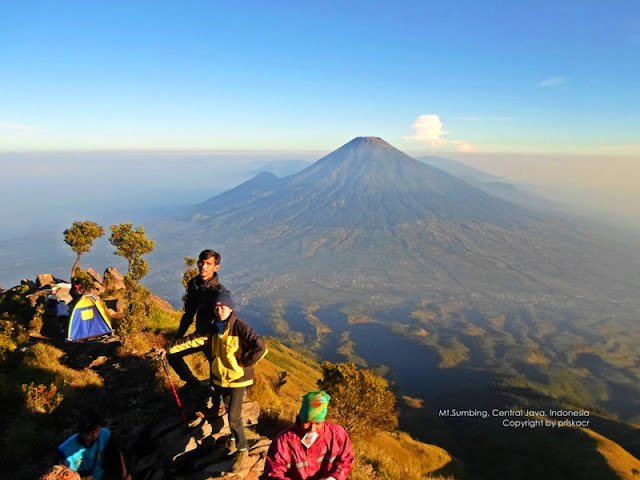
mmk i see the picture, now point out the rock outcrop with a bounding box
[103,267,126,291]
[135,397,270,480]
[36,273,55,288]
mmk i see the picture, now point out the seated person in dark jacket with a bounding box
[57,409,131,480]
[170,249,225,386]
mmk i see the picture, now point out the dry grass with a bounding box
[584,428,640,479]
[248,338,464,479]
[352,431,461,480]
[490,314,506,329]
[411,309,438,323]
[527,351,550,365]
[463,324,484,336]
[403,395,424,408]
[146,305,182,334]
[23,343,102,388]
[348,314,373,324]
[253,337,321,421]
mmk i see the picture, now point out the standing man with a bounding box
[170,249,225,385]
[158,289,267,473]
[261,391,354,480]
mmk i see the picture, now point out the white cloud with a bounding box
[0,121,39,132]
[451,140,474,153]
[404,114,448,147]
[538,76,567,87]
[405,114,473,152]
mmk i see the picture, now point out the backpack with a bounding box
[39,465,81,480]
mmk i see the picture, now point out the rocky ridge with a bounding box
[15,271,273,480]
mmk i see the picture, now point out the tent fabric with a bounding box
[67,294,113,341]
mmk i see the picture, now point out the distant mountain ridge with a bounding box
[196,137,535,228]
[148,136,638,309]
[417,155,500,182]
[416,155,558,210]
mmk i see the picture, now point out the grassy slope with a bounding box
[584,428,640,479]
[5,283,640,480]
[249,337,460,479]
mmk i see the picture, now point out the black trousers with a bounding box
[216,385,247,450]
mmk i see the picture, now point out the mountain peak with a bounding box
[346,136,394,149]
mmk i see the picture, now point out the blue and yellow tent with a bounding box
[67,294,113,341]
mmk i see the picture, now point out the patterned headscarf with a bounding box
[299,391,331,422]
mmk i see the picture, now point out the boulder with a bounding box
[54,286,73,304]
[139,400,269,479]
[36,274,55,288]
[116,298,126,312]
[103,267,126,291]
[87,268,103,285]
[150,295,175,312]
[21,279,37,290]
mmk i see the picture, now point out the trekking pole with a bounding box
[158,355,188,425]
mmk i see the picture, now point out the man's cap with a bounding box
[213,289,234,310]
[299,390,331,422]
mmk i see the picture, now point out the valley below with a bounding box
[235,289,640,477]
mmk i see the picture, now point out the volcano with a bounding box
[197,136,535,228]
[152,137,637,306]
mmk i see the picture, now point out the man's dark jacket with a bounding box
[175,273,225,338]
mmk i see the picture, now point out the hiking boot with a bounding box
[225,436,237,456]
[231,449,248,474]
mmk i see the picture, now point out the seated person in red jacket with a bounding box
[261,391,354,480]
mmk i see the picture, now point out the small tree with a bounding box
[63,221,105,279]
[108,223,155,283]
[119,276,151,338]
[318,362,398,438]
[109,223,155,339]
[181,256,198,304]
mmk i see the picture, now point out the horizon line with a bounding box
[1,147,638,159]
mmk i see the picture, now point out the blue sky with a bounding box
[1,0,639,236]
[2,0,639,154]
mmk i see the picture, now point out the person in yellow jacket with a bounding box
[158,289,266,473]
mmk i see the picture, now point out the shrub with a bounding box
[0,284,35,326]
[318,362,398,438]
[0,317,27,361]
[273,371,288,394]
[71,270,95,292]
[116,276,150,339]
[22,382,63,413]
[28,303,45,335]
